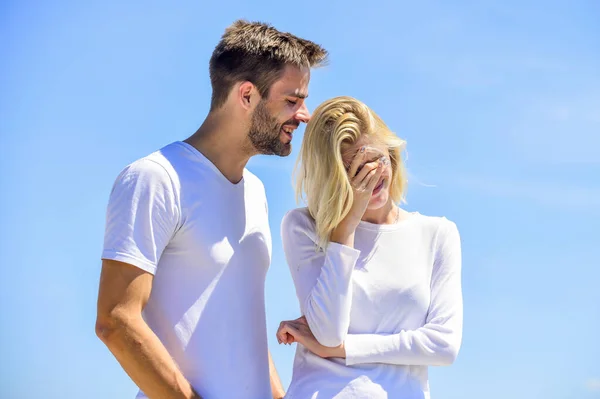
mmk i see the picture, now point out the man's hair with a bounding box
[209,20,328,110]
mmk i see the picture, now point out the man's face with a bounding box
[248,65,311,156]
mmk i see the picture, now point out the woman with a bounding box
[276,96,463,398]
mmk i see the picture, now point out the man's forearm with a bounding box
[268,351,285,399]
[98,315,200,399]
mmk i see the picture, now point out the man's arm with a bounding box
[268,351,285,399]
[96,259,200,399]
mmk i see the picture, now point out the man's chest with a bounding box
[169,190,272,273]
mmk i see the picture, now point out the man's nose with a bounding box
[295,102,311,123]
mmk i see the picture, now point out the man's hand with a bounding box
[276,316,346,358]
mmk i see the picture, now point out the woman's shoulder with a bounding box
[282,207,315,230]
[281,207,320,245]
[410,212,459,239]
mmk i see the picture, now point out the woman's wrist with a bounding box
[323,342,346,358]
[330,223,356,247]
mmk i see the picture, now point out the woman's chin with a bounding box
[368,192,389,209]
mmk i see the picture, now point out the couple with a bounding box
[95,20,463,399]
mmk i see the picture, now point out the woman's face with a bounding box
[341,135,393,210]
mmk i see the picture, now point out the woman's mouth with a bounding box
[372,179,384,195]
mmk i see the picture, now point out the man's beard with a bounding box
[248,101,292,157]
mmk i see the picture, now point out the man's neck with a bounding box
[184,112,254,184]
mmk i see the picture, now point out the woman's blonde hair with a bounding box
[294,96,407,249]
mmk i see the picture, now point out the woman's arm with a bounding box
[283,219,463,367]
[281,209,360,347]
[343,220,462,366]
[280,154,386,347]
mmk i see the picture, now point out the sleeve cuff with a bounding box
[101,250,157,275]
[344,333,397,366]
[326,242,361,266]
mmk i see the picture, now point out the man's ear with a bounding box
[238,81,258,111]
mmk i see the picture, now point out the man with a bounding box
[95,20,327,399]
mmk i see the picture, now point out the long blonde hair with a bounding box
[294,96,407,249]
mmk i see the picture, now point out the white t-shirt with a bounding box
[281,208,463,399]
[102,141,273,399]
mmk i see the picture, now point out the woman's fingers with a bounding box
[277,321,293,344]
[286,333,296,344]
[353,159,381,191]
[277,322,285,344]
[277,320,300,345]
[353,160,379,187]
[347,146,366,177]
[365,157,386,191]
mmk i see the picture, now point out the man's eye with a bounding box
[287,99,297,106]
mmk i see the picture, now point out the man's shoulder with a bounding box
[145,141,188,171]
[124,140,179,166]
[112,142,185,191]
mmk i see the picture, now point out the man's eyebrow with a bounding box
[287,90,308,99]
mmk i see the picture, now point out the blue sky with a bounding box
[1,1,599,398]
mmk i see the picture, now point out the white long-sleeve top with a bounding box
[281,207,463,399]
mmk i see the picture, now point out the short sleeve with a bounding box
[101,159,180,274]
